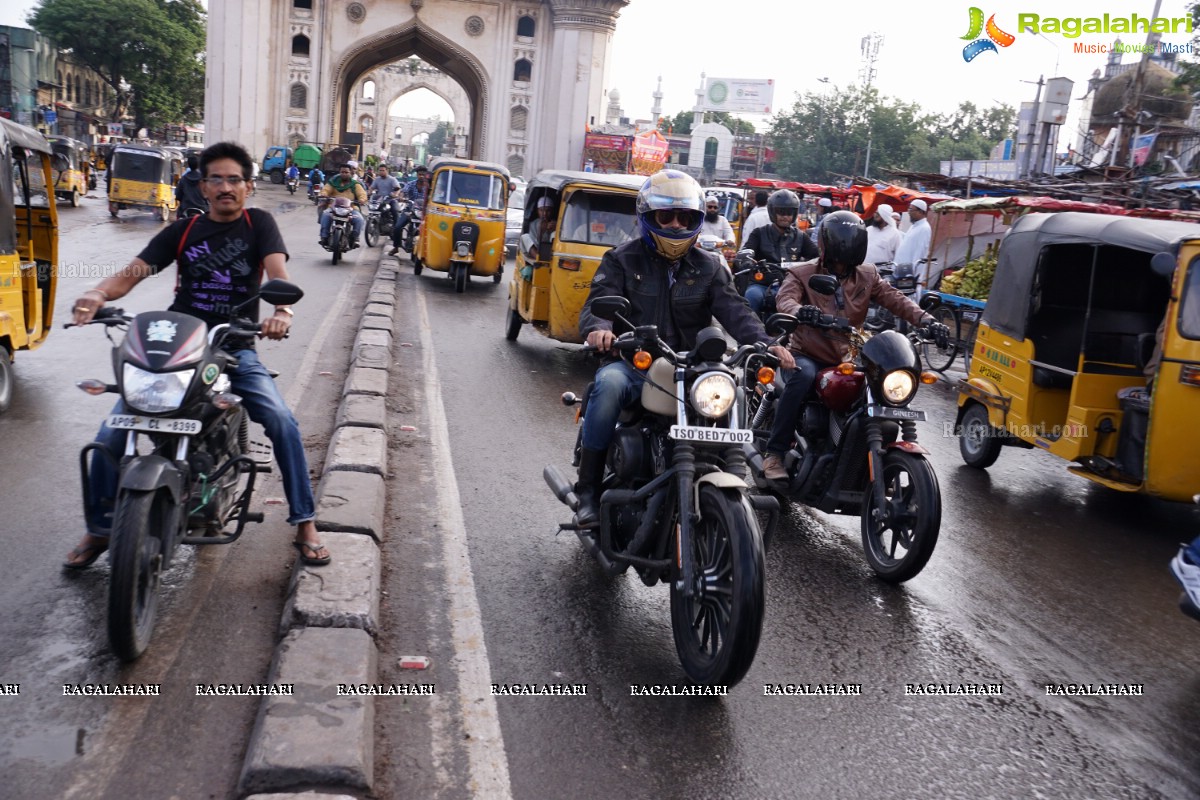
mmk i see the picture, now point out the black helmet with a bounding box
[818,210,868,278]
[766,189,800,225]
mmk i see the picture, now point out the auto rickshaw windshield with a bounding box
[15,150,52,208]
[1179,256,1200,339]
[561,191,638,247]
[431,169,505,210]
[112,149,170,183]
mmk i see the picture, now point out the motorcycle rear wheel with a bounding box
[108,489,173,661]
[860,450,941,583]
[670,485,765,687]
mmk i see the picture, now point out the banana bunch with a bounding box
[942,249,996,300]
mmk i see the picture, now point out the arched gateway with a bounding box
[206,0,631,174]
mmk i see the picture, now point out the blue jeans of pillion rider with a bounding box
[765,355,823,457]
[580,360,648,453]
[84,349,316,535]
[319,209,365,240]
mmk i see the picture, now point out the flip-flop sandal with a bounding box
[292,540,331,566]
[63,541,109,570]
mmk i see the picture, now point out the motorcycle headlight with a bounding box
[690,372,737,419]
[122,364,194,413]
[881,370,916,406]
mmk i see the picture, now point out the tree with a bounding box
[768,84,1014,182]
[426,121,455,157]
[29,0,206,129]
[656,109,756,136]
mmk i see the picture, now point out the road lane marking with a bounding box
[416,288,514,799]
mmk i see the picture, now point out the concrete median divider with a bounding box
[239,252,397,798]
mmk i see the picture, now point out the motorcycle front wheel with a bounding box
[364,217,379,248]
[331,231,343,265]
[861,450,941,583]
[670,485,765,687]
[108,489,174,661]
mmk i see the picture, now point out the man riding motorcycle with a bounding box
[738,189,818,315]
[760,210,948,481]
[576,170,795,526]
[318,164,367,248]
[389,165,430,256]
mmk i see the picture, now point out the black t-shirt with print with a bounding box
[137,208,288,344]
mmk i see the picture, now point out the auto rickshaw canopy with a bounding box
[522,170,647,232]
[110,144,181,184]
[984,211,1200,340]
[0,117,53,257]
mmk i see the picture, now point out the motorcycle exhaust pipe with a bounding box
[543,464,579,511]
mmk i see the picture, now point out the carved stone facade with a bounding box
[206,0,630,173]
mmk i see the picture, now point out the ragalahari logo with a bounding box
[961,7,1016,62]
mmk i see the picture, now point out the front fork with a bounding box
[867,417,921,524]
[673,441,698,599]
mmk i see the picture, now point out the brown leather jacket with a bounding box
[776,260,928,364]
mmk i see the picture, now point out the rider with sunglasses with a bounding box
[573,170,795,527]
[737,189,819,316]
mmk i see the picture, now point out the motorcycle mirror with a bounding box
[590,295,631,322]
[1151,251,1177,279]
[256,279,305,307]
[765,313,799,335]
[808,274,839,296]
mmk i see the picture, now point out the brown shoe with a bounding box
[762,453,788,481]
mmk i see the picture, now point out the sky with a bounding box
[606,0,1197,150]
[5,0,1196,146]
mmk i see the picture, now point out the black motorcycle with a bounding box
[544,296,776,687]
[744,275,944,583]
[364,197,383,248]
[732,250,786,322]
[72,279,305,660]
[396,200,419,255]
[321,197,358,264]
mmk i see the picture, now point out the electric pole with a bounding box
[860,32,883,180]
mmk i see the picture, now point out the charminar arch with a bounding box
[206,0,631,175]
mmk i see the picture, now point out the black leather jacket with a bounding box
[579,239,769,352]
[743,224,817,266]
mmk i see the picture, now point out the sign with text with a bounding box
[701,78,774,114]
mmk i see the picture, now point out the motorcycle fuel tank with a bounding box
[816,366,865,414]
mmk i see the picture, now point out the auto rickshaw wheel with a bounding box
[158,205,170,223]
[453,265,468,293]
[505,304,523,341]
[493,267,503,284]
[412,256,423,276]
[70,190,80,208]
[959,403,1003,469]
[0,345,13,413]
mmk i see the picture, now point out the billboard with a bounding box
[701,78,774,115]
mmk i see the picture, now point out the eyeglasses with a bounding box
[706,205,719,210]
[654,209,701,226]
[202,176,247,186]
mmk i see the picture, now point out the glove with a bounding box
[796,305,821,325]
[926,321,950,349]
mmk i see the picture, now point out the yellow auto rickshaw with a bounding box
[505,170,644,343]
[702,186,746,250]
[0,118,59,412]
[46,135,91,207]
[413,157,510,293]
[955,212,1200,502]
[107,144,183,222]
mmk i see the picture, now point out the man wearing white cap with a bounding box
[699,195,736,247]
[894,198,932,295]
[864,202,901,265]
[810,196,834,244]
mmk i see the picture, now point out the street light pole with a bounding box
[1020,75,1044,178]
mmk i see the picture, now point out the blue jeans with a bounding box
[745,283,770,315]
[320,209,364,240]
[85,349,316,535]
[765,355,822,456]
[580,360,647,452]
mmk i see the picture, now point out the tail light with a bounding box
[560,258,581,272]
[1181,364,1200,386]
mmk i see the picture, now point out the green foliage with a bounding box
[426,121,455,157]
[768,84,1015,182]
[657,110,756,136]
[30,0,206,128]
